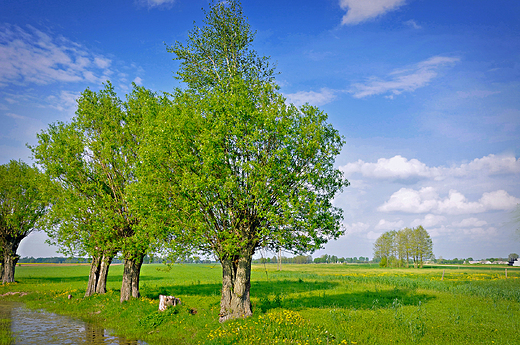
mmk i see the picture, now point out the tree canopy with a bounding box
[374,226,434,268]
[31,82,162,300]
[137,0,349,321]
[0,160,47,283]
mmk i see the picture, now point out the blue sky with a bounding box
[2,0,519,260]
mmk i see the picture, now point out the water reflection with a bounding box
[0,301,146,345]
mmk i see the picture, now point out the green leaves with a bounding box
[31,82,165,260]
[0,160,47,240]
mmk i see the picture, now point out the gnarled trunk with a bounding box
[85,254,102,297]
[1,238,21,284]
[219,251,253,322]
[95,253,114,294]
[120,252,144,302]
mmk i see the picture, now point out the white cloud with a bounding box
[284,88,336,106]
[133,76,143,85]
[0,25,111,87]
[340,0,406,25]
[341,155,440,180]
[350,56,460,98]
[379,188,520,215]
[341,153,520,180]
[47,90,79,113]
[404,19,421,29]
[453,154,520,176]
[94,57,111,69]
[374,218,403,230]
[411,214,446,228]
[436,190,484,214]
[378,187,439,213]
[480,190,520,210]
[344,222,370,235]
[136,0,176,9]
[452,218,488,228]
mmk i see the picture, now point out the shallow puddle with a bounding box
[0,301,146,344]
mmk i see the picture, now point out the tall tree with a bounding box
[32,82,160,301]
[141,0,348,322]
[0,160,47,283]
[395,227,412,267]
[410,225,433,268]
[373,230,395,267]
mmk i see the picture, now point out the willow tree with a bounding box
[32,82,160,301]
[138,0,348,322]
[0,160,47,283]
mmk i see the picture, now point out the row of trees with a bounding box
[253,254,369,264]
[373,226,434,268]
[1,1,349,322]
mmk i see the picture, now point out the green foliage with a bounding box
[374,226,434,268]
[167,0,275,92]
[0,160,46,239]
[31,82,162,260]
[145,1,348,263]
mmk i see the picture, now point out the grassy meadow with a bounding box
[0,263,519,344]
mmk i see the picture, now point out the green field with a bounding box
[1,263,519,344]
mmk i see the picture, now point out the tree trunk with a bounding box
[120,253,144,302]
[85,254,102,297]
[219,252,253,323]
[95,253,113,294]
[1,238,21,284]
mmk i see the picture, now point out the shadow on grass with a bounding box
[282,288,433,311]
[140,279,340,300]
[139,278,433,314]
[19,274,165,285]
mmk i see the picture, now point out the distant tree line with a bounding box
[373,226,434,268]
[252,254,371,264]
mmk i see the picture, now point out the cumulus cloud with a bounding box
[379,188,520,215]
[344,222,370,235]
[350,55,459,98]
[374,218,403,230]
[341,155,440,180]
[452,154,520,176]
[411,214,446,228]
[339,0,406,25]
[0,25,112,87]
[341,153,520,181]
[284,88,336,107]
[452,218,487,228]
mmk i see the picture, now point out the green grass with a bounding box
[1,263,519,344]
